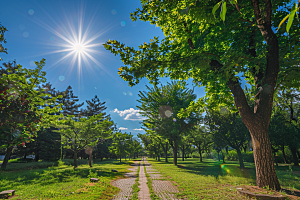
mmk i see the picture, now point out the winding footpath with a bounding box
[111,157,180,200]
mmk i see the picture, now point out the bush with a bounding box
[274,147,293,164]
[226,150,254,162]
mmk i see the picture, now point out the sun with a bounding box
[73,43,85,53]
[30,2,114,79]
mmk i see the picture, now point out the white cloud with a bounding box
[133,128,143,131]
[128,92,133,96]
[112,108,147,121]
[123,92,127,95]
[119,127,128,130]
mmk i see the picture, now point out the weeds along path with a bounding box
[144,158,180,200]
[111,160,139,200]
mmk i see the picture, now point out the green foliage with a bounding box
[87,169,99,179]
[38,127,61,161]
[0,60,61,148]
[110,132,133,161]
[226,150,254,163]
[0,22,8,58]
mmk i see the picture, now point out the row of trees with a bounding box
[137,82,300,170]
[0,23,144,169]
[104,0,300,190]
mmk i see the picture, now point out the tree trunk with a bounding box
[24,152,27,159]
[297,151,300,161]
[74,151,78,168]
[236,148,245,168]
[164,142,168,163]
[250,128,280,190]
[119,155,121,163]
[290,147,299,166]
[173,140,178,166]
[198,148,203,162]
[218,151,220,162]
[281,146,287,163]
[1,146,13,170]
[221,151,225,163]
[89,153,92,167]
[182,145,185,161]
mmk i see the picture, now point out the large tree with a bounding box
[189,125,213,162]
[0,60,61,169]
[104,0,300,190]
[137,81,201,165]
[206,108,251,168]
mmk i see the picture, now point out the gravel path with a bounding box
[144,159,180,200]
[111,158,181,200]
[111,161,139,200]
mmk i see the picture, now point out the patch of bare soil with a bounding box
[241,185,300,200]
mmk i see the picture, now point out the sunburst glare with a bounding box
[28,2,116,82]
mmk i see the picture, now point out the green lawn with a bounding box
[147,158,300,200]
[0,159,133,199]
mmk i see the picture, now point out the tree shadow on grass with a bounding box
[151,159,257,181]
[0,160,129,190]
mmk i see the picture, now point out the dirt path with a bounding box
[111,160,139,200]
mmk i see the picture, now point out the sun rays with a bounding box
[29,1,116,83]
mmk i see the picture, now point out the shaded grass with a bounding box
[130,161,140,200]
[148,158,298,200]
[0,159,133,199]
[144,160,160,200]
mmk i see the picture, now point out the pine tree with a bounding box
[56,85,84,117]
[84,95,108,118]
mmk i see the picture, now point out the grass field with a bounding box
[0,159,133,199]
[147,158,300,200]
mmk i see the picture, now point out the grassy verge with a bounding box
[0,159,132,199]
[144,160,160,200]
[147,158,300,199]
[130,161,140,200]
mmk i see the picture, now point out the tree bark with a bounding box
[164,142,168,162]
[236,148,245,168]
[198,148,203,162]
[218,151,220,162]
[173,140,178,165]
[290,147,299,166]
[74,151,78,168]
[1,146,13,170]
[182,144,185,161]
[249,127,280,190]
[24,152,27,159]
[221,151,225,163]
[282,145,287,163]
[89,153,92,167]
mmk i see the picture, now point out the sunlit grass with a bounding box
[147,158,300,200]
[0,159,133,199]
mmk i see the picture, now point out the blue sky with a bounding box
[0,0,205,137]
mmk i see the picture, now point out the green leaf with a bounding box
[287,4,297,33]
[220,2,227,21]
[212,1,222,18]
